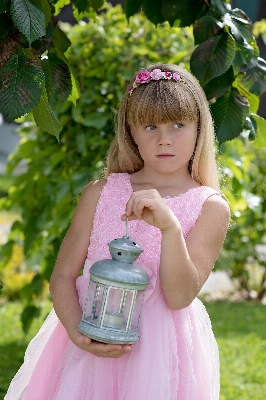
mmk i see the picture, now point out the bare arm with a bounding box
[159,195,230,309]
[50,180,133,357]
[124,190,230,310]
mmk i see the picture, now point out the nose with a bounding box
[157,127,172,146]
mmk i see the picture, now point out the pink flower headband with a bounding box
[128,68,182,96]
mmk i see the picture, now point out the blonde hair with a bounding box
[106,63,219,190]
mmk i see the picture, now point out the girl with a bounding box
[6,63,230,400]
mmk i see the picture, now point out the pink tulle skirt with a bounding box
[5,260,219,400]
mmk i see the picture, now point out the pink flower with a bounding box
[164,72,172,79]
[173,73,180,81]
[150,69,163,80]
[135,71,151,84]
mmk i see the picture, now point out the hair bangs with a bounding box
[127,79,199,127]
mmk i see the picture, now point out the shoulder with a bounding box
[199,194,230,236]
[74,179,107,218]
[203,194,230,219]
[82,179,107,201]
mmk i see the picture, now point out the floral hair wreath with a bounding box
[128,68,183,96]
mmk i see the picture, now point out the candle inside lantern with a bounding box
[103,311,124,329]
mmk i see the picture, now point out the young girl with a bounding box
[6,63,230,400]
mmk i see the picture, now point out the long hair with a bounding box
[106,63,219,190]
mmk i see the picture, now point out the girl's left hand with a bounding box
[122,189,180,232]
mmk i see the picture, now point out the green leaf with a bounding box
[82,112,110,129]
[53,25,71,53]
[242,116,256,141]
[210,0,230,17]
[210,86,249,143]
[40,0,51,27]
[67,71,80,106]
[32,87,62,138]
[233,77,259,114]
[0,53,45,121]
[193,15,223,46]
[21,304,40,333]
[190,31,236,86]
[0,14,12,39]
[90,0,105,11]
[125,0,142,19]
[54,0,70,16]
[142,0,165,25]
[229,9,253,43]
[238,57,266,97]
[162,0,206,27]
[233,40,255,73]
[203,66,234,99]
[72,0,88,13]
[0,0,10,13]
[11,0,46,46]
[251,114,266,148]
[43,51,72,107]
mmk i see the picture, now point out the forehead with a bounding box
[127,79,198,127]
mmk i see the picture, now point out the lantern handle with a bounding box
[126,216,129,238]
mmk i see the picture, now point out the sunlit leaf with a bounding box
[251,114,266,148]
[210,87,249,143]
[190,32,236,86]
[11,0,46,46]
[67,71,80,106]
[238,57,266,96]
[32,87,62,138]
[229,8,253,43]
[233,78,259,114]
[0,52,44,121]
[210,0,230,17]
[193,15,223,45]
[125,0,142,19]
[54,0,70,16]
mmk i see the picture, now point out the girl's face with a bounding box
[131,120,198,176]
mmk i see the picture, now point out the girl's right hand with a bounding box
[71,329,134,358]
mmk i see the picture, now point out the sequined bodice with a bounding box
[87,173,219,262]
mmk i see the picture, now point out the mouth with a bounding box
[156,154,175,158]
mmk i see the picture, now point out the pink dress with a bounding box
[5,173,220,400]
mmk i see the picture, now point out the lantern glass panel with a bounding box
[130,291,145,331]
[103,288,134,331]
[83,281,105,326]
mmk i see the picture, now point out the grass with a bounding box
[204,301,266,399]
[0,300,265,399]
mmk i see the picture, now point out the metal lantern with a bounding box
[78,219,150,344]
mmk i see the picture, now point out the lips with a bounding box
[156,154,174,158]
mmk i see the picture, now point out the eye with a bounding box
[145,124,157,131]
[173,122,184,129]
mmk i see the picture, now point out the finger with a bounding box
[125,190,154,216]
[121,212,138,222]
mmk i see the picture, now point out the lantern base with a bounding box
[78,321,139,344]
